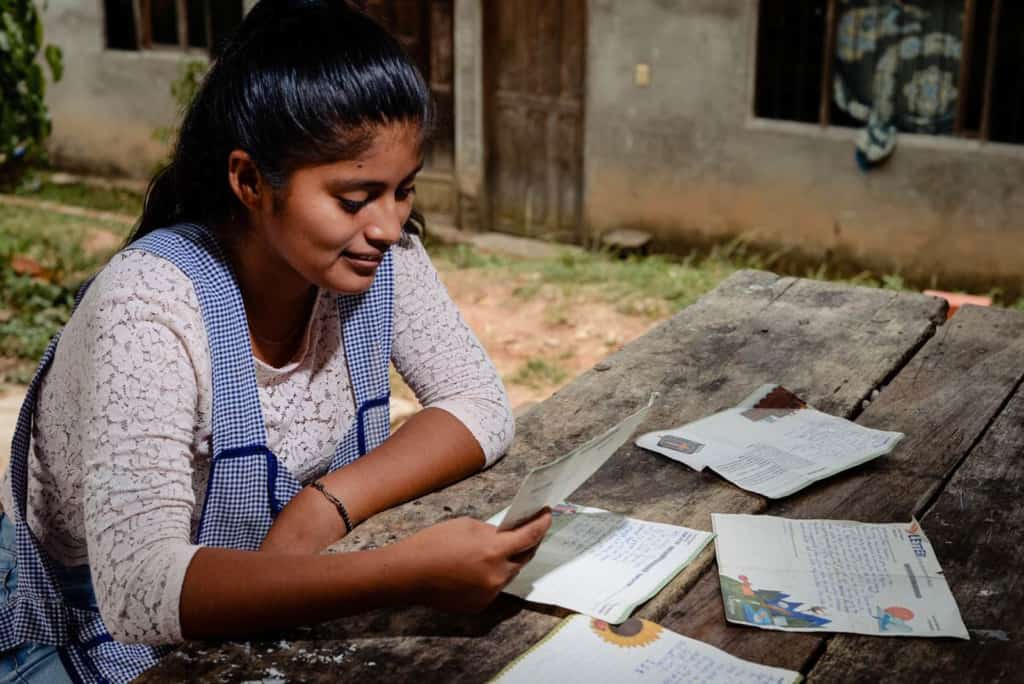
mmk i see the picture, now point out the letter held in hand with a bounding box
[497,395,656,531]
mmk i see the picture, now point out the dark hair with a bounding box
[131,0,432,242]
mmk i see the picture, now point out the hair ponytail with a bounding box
[127,0,432,244]
[135,164,181,237]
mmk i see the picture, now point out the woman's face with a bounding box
[252,122,422,295]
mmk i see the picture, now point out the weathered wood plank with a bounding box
[558,277,945,621]
[659,305,1024,672]
[145,601,557,683]
[807,377,1024,683]
[141,271,944,682]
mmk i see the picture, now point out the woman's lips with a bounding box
[341,250,383,275]
[342,251,382,262]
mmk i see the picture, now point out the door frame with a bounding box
[478,0,587,242]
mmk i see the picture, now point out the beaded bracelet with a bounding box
[311,480,354,534]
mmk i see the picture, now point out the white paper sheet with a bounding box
[490,614,802,684]
[635,385,903,498]
[712,514,969,639]
[499,395,655,530]
[490,503,713,623]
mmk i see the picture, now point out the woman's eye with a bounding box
[396,185,416,201]
[340,198,367,214]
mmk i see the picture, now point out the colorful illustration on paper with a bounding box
[590,618,663,648]
[720,574,832,629]
[872,605,915,633]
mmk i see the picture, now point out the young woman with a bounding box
[0,1,551,681]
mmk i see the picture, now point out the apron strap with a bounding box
[331,249,394,469]
[128,224,268,455]
[8,335,60,519]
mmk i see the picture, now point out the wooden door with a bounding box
[485,0,585,240]
[361,0,455,172]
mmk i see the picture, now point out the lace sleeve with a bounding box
[390,236,514,466]
[65,251,206,644]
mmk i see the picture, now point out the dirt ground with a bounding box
[412,267,662,412]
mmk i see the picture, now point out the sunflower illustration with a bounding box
[590,618,663,648]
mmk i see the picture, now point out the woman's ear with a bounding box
[227,150,265,211]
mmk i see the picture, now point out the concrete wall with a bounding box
[37,0,456,214]
[38,1,197,178]
[583,0,1024,292]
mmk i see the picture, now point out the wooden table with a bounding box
[141,270,1024,683]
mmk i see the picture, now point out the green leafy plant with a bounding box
[0,203,119,382]
[152,59,207,169]
[0,0,63,188]
[0,230,81,381]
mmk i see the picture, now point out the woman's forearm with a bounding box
[179,544,410,639]
[180,508,554,640]
[262,407,485,554]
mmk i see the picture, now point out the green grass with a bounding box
[0,203,130,247]
[14,176,144,215]
[509,358,570,389]
[432,243,513,270]
[0,203,130,382]
[432,243,745,319]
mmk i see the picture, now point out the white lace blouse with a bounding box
[0,234,514,645]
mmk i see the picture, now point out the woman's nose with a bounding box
[364,201,404,246]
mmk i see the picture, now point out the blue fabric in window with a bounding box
[833,0,963,169]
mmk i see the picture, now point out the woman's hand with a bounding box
[387,510,552,613]
[181,510,551,639]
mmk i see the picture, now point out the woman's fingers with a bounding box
[508,545,539,566]
[392,512,554,614]
[498,508,552,557]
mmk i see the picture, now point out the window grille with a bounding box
[755,0,1023,145]
[103,0,243,56]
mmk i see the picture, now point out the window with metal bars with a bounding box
[754,0,1024,146]
[103,0,243,56]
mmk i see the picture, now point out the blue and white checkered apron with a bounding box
[0,223,393,682]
